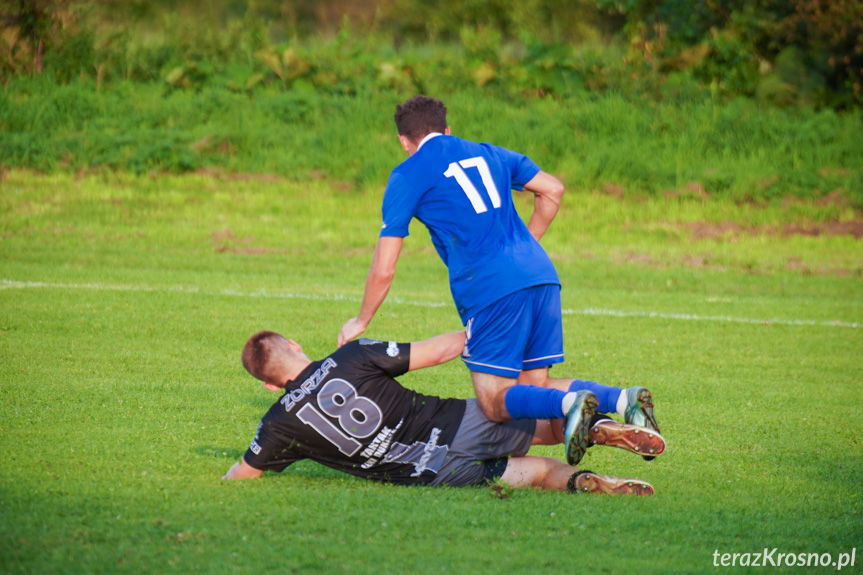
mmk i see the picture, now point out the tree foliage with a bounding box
[594,0,862,107]
[1,0,860,107]
[1,0,80,76]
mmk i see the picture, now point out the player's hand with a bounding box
[338,317,368,347]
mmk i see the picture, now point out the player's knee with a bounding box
[470,371,515,422]
[477,395,509,423]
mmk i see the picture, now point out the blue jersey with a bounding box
[380,134,560,323]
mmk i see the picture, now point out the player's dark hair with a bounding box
[241,331,284,382]
[394,95,447,142]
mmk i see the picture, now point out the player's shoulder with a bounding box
[477,139,519,157]
[356,338,404,357]
[346,338,408,363]
[387,157,425,190]
[330,339,363,360]
[329,340,408,378]
[332,338,397,359]
[450,137,523,165]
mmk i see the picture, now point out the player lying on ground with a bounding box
[223,330,664,495]
[336,95,661,466]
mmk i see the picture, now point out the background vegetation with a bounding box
[2,0,861,106]
[2,1,862,209]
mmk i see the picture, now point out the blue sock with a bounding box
[504,385,567,420]
[568,379,622,414]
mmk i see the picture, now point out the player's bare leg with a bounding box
[542,376,582,391]
[469,371,517,422]
[472,371,598,465]
[469,370,588,424]
[499,456,654,496]
[517,366,550,387]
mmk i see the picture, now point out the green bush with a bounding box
[592,0,862,107]
[1,2,861,207]
[2,68,862,206]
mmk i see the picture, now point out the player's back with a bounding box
[383,135,559,321]
[245,341,467,485]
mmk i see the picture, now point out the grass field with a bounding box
[1,169,861,573]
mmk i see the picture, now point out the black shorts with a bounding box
[430,398,536,487]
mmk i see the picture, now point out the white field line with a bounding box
[1,278,859,329]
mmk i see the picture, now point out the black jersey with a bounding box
[242,339,467,485]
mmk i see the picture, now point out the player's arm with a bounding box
[338,236,404,347]
[222,459,264,480]
[522,171,564,242]
[408,331,466,371]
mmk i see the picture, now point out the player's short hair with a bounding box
[394,95,447,142]
[241,331,287,383]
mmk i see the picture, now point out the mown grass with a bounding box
[1,171,860,573]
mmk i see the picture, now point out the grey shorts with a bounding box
[430,398,536,487]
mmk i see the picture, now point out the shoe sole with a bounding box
[589,421,666,458]
[565,392,598,466]
[574,472,655,496]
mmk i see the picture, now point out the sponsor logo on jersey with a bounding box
[360,419,404,469]
[382,427,449,477]
[280,357,337,413]
[411,427,442,477]
[249,440,262,455]
[386,341,399,357]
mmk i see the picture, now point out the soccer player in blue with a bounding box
[338,95,661,465]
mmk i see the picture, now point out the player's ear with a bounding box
[444,126,451,135]
[398,134,412,153]
[286,339,303,355]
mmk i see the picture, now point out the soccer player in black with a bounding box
[223,330,663,494]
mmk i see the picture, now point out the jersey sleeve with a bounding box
[489,144,541,190]
[354,339,412,378]
[242,420,304,473]
[380,171,418,238]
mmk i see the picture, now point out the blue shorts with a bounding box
[461,284,564,378]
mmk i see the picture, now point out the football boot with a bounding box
[566,470,655,496]
[564,390,598,466]
[588,417,665,459]
[623,386,661,460]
